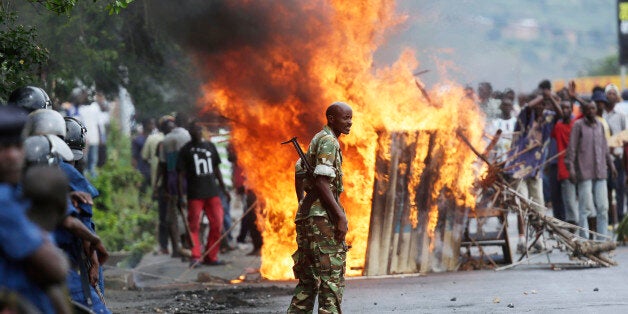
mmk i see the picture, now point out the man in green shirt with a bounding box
[288,102,352,314]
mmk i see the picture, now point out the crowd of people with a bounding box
[1,86,110,313]
[0,85,262,313]
[476,79,628,252]
[129,113,263,268]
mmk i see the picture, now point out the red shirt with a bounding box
[551,120,574,181]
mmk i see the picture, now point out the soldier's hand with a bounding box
[335,215,348,242]
[70,191,93,207]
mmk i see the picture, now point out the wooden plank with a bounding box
[365,130,390,276]
[384,133,402,274]
[396,132,419,273]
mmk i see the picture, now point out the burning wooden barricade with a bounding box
[365,130,469,275]
[364,128,617,276]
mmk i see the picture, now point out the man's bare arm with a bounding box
[314,175,347,241]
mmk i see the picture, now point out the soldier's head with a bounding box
[326,101,353,137]
[23,165,69,231]
[0,106,28,184]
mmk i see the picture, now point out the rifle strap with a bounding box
[77,242,93,306]
[298,191,318,217]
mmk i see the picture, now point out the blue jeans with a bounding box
[561,180,578,224]
[608,158,626,222]
[578,179,608,239]
[220,191,232,240]
[547,164,565,221]
[86,144,99,177]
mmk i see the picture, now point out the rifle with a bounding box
[282,137,351,251]
[281,137,313,173]
[83,249,107,306]
[281,137,334,221]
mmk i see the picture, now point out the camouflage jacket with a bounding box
[295,125,344,222]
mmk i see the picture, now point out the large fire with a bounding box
[196,0,484,279]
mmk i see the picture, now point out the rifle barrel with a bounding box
[282,137,313,172]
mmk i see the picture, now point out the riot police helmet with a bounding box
[23,134,73,166]
[64,117,87,161]
[8,86,52,113]
[23,109,67,138]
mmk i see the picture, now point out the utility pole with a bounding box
[619,0,628,89]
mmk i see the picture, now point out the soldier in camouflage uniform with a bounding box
[288,102,353,314]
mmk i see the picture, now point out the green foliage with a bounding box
[18,0,198,119]
[28,0,134,15]
[0,0,135,101]
[0,7,48,101]
[616,214,628,244]
[92,122,156,254]
[582,54,619,77]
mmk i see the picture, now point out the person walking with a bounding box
[177,122,229,266]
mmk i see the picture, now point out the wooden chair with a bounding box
[461,206,512,264]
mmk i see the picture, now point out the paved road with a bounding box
[106,245,628,313]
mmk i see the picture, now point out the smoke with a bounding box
[151,0,334,107]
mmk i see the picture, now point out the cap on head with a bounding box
[0,106,28,145]
[605,84,620,96]
[591,90,609,104]
[64,117,87,161]
[23,109,67,139]
[8,86,52,113]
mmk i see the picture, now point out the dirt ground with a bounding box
[107,284,293,313]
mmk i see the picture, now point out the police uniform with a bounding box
[288,125,346,314]
[0,106,55,313]
[55,161,110,314]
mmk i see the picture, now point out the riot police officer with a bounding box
[0,105,70,314]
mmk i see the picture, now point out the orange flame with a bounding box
[230,275,246,284]
[197,0,484,279]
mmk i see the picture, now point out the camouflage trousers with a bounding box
[287,216,346,314]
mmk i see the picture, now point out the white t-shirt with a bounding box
[487,116,517,163]
[78,102,103,146]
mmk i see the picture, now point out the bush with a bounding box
[91,122,156,259]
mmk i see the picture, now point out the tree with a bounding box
[29,0,133,15]
[0,4,48,100]
[0,0,134,101]
[4,0,198,118]
[582,54,619,77]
